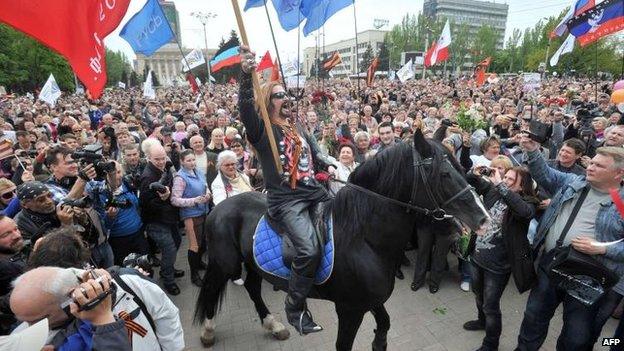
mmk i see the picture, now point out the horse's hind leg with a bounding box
[243,269,290,340]
[336,304,366,351]
[371,305,390,351]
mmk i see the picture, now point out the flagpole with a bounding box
[595,42,599,101]
[231,0,282,174]
[543,37,552,79]
[621,51,623,79]
[161,14,210,108]
[422,33,429,79]
[352,0,361,99]
[262,0,286,85]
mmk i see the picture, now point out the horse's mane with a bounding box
[326,140,447,247]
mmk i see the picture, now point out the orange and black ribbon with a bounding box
[118,310,148,346]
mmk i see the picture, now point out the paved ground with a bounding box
[166,244,618,351]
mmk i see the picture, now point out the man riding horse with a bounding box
[239,45,337,335]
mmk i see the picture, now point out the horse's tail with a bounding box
[193,251,228,325]
[193,217,232,325]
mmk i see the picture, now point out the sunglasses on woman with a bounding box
[1,190,15,200]
[270,92,287,100]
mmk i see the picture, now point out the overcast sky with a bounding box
[105,0,574,63]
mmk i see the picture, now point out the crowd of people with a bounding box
[0,66,623,350]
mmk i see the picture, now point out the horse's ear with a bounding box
[413,128,432,158]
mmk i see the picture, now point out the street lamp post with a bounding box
[191,11,217,86]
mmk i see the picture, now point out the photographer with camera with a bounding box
[0,216,27,335]
[14,181,114,268]
[139,142,183,295]
[515,135,624,350]
[43,145,97,203]
[121,144,147,192]
[88,161,147,266]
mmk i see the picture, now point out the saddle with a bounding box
[253,204,334,285]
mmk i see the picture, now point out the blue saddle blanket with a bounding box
[253,215,334,285]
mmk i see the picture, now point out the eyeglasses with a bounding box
[270,92,287,100]
[1,190,15,200]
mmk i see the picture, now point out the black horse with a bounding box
[194,130,489,350]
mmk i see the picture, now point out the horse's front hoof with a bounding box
[372,341,387,351]
[263,314,291,340]
[200,333,215,348]
[273,328,290,340]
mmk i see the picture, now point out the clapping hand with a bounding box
[240,46,257,74]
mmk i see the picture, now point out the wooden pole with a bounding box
[231,0,282,174]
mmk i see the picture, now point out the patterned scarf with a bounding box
[271,117,302,189]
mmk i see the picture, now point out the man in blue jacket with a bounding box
[516,136,624,351]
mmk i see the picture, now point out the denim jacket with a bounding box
[526,150,624,294]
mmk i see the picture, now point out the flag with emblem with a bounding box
[39,74,62,107]
[567,0,624,46]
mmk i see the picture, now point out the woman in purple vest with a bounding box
[171,149,211,286]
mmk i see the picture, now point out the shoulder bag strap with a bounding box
[555,186,590,248]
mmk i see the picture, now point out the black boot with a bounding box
[285,272,323,335]
[188,250,203,287]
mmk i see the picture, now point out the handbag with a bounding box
[545,186,619,305]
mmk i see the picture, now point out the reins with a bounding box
[330,147,472,221]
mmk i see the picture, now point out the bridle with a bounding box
[339,146,473,221]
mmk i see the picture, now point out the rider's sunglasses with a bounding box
[270,92,287,100]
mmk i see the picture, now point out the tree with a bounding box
[448,22,472,75]
[378,41,390,71]
[129,71,140,87]
[360,43,373,73]
[473,26,497,60]
[105,49,132,87]
[0,23,74,93]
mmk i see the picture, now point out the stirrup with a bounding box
[290,308,323,336]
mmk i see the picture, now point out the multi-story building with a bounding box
[303,29,388,77]
[423,0,508,48]
[133,1,217,86]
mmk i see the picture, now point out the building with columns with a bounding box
[133,1,217,86]
[134,46,217,86]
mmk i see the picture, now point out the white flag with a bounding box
[118,82,126,89]
[396,59,415,83]
[182,49,206,72]
[282,60,299,77]
[550,34,575,67]
[430,19,451,66]
[143,70,156,99]
[38,74,61,107]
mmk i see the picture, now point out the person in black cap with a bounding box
[13,181,72,242]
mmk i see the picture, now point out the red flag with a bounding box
[474,57,492,87]
[424,41,437,68]
[0,0,131,99]
[270,59,281,82]
[187,73,198,93]
[366,57,380,87]
[257,51,273,71]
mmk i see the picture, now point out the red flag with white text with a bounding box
[0,0,131,99]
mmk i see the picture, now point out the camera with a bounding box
[105,197,132,209]
[479,167,493,177]
[122,253,153,277]
[62,196,92,208]
[149,182,168,193]
[72,144,116,181]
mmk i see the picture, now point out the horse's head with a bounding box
[412,129,490,233]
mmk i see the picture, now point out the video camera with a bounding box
[122,253,153,277]
[62,196,92,209]
[72,144,116,181]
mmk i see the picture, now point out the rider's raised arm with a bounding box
[238,72,264,144]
